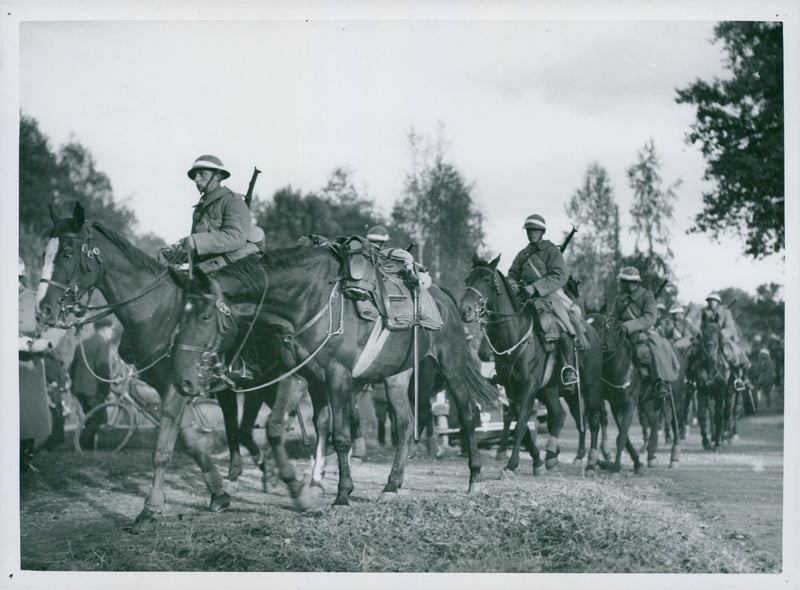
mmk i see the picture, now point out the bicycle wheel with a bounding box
[74,401,137,453]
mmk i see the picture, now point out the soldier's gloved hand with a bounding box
[524,284,536,297]
[620,321,634,335]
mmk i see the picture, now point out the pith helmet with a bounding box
[669,304,684,315]
[656,302,666,311]
[187,155,230,180]
[759,348,770,356]
[617,266,641,282]
[523,214,546,231]
[706,292,722,303]
[366,225,390,243]
[18,257,26,277]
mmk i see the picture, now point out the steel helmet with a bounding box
[18,257,26,277]
[523,214,546,231]
[366,225,390,243]
[705,292,722,303]
[187,155,230,180]
[616,266,641,282]
[669,304,684,315]
[656,302,666,311]
[759,348,770,356]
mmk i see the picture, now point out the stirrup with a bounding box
[560,364,579,387]
[733,378,746,392]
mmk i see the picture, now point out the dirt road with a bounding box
[18,410,783,572]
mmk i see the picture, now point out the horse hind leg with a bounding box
[380,369,414,500]
[216,390,243,482]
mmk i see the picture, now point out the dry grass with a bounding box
[21,450,765,573]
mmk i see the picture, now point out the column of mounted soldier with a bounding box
[161,156,748,436]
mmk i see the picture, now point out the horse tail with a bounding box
[462,357,500,407]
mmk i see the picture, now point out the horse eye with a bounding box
[62,248,74,258]
[200,313,212,321]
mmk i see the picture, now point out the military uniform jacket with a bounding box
[507,239,567,297]
[191,185,260,268]
[701,305,740,341]
[610,285,657,333]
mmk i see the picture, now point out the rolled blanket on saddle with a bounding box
[637,329,681,382]
[533,289,590,349]
[722,338,751,369]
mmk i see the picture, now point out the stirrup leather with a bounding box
[560,364,579,387]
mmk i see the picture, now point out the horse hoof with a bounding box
[533,462,545,476]
[332,497,352,508]
[545,458,559,470]
[209,492,231,512]
[228,458,243,482]
[495,450,508,461]
[647,457,658,468]
[378,491,399,503]
[294,486,316,512]
[469,480,485,494]
[131,512,157,534]
[499,468,517,480]
[669,461,679,469]
[572,457,583,467]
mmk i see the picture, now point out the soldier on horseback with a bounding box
[700,291,750,380]
[507,214,584,385]
[610,266,679,398]
[164,155,262,273]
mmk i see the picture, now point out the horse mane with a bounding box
[90,223,166,275]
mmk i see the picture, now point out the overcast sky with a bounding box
[8,3,794,304]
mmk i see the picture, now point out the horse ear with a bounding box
[471,252,481,265]
[72,202,85,232]
[489,254,501,269]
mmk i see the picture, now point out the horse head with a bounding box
[172,270,240,397]
[460,253,503,323]
[37,202,103,326]
[698,321,728,383]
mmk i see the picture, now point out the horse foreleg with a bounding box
[504,381,537,474]
[133,386,186,534]
[265,380,313,511]
[180,406,229,512]
[667,390,681,468]
[216,389,242,481]
[641,397,661,466]
[564,392,585,464]
[380,370,413,500]
[599,400,612,462]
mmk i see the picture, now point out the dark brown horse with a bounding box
[36,203,253,532]
[690,322,735,450]
[587,313,683,471]
[170,247,498,507]
[459,255,604,475]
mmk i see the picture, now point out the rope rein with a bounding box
[228,281,345,393]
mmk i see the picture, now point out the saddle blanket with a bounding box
[643,329,681,382]
[356,282,443,330]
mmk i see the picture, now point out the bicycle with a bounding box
[73,374,224,453]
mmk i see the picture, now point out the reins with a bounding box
[225,280,345,393]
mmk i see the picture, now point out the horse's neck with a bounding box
[95,245,182,339]
[486,275,531,346]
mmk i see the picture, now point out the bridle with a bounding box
[594,315,633,391]
[464,266,534,357]
[40,225,173,329]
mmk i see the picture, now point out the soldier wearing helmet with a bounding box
[165,155,261,273]
[610,266,679,397]
[700,291,748,373]
[507,214,582,385]
[663,303,697,353]
[366,225,390,247]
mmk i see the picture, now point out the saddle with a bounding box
[338,236,442,331]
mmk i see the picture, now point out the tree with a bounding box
[564,162,621,311]
[675,22,783,258]
[19,114,139,280]
[257,168,386,248]
[626,139,681,284]
[392,128,486,292]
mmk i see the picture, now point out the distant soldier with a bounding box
[700,292,749,378]
[507,214,586,385]
[663,304,697,354]
[164,155,262,273]
[610,266,679,398]
[655,302,668,334]
[751,348,776,410]
[367,225,431,291]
